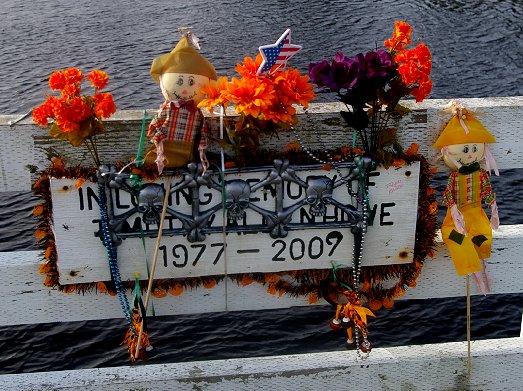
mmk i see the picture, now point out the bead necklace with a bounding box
[97,181,135,336]
[293,110,371,357]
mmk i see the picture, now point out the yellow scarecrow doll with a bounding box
[434,102,499,294]
[145,32,217,174]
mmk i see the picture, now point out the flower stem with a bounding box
[85,136,101,167]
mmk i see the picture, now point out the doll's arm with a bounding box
[490,201,500,230]
[443,173,466,234]
[450,205,466,234]
[480,170,499,229]
[147,102,169,141]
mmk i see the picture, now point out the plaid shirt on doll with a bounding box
[442,168,495,208]
[147,100,209,149]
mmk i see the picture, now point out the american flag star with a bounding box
[257,29,302,75]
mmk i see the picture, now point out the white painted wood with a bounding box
[1,225,521,325]
[0,97,522,388]
[2,337,522,391]
[1,97,522,192]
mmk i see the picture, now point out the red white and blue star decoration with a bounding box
[257,29,302,75]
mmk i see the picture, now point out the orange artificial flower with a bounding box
[32,104,52,127]
[62,68,83,85]
[225,76,275,119]
[48,71,67,90]
[93,92,117,118]
[397,62,421,87]
[261,95,296,124]
[235,54,263,77]
[197,76,229,112]
[274,68,315,109]
[384,20,413,52]
[61,83,81,100]
[87,70,109,90]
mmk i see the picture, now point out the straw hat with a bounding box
[150,35,217,83]
[433,109,495,148]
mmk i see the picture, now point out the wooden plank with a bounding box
[1,96,522,192]
[51,163,420,284]
[2,337,522,390]
[1,224,521,326]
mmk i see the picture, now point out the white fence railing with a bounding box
[0,96,522,390]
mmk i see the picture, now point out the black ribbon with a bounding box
[458,162,480,174]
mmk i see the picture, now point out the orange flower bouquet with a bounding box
[198,54,315,150]
[32,68,117,166]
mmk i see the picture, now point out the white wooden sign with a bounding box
[50,162,420,284]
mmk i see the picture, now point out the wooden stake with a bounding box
[466,275,471,376]
[135,175,173,358]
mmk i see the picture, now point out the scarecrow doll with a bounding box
[434,102,499,294]
[145,32,217,174]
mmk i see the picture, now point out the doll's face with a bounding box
[160,73,209,103]
[443,143,486,170]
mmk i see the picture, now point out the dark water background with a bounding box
[0,0,522,374]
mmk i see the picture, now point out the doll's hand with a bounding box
[490,201,500,230]
[450,204,467,235]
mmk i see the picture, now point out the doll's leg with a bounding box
[346,326,354,344]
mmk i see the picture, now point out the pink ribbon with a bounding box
[451,204,467,235]
[484,146,500,176]
[154,139,165,175]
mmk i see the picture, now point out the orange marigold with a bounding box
[87,69,109,90]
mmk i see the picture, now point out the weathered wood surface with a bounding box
[1,225,521,326]
[1,96,522,192]
[2,337,522,391]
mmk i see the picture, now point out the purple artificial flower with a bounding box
[308,60,332,88]
[364,49,396,81]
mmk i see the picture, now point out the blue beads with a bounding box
[97,183,135,335]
